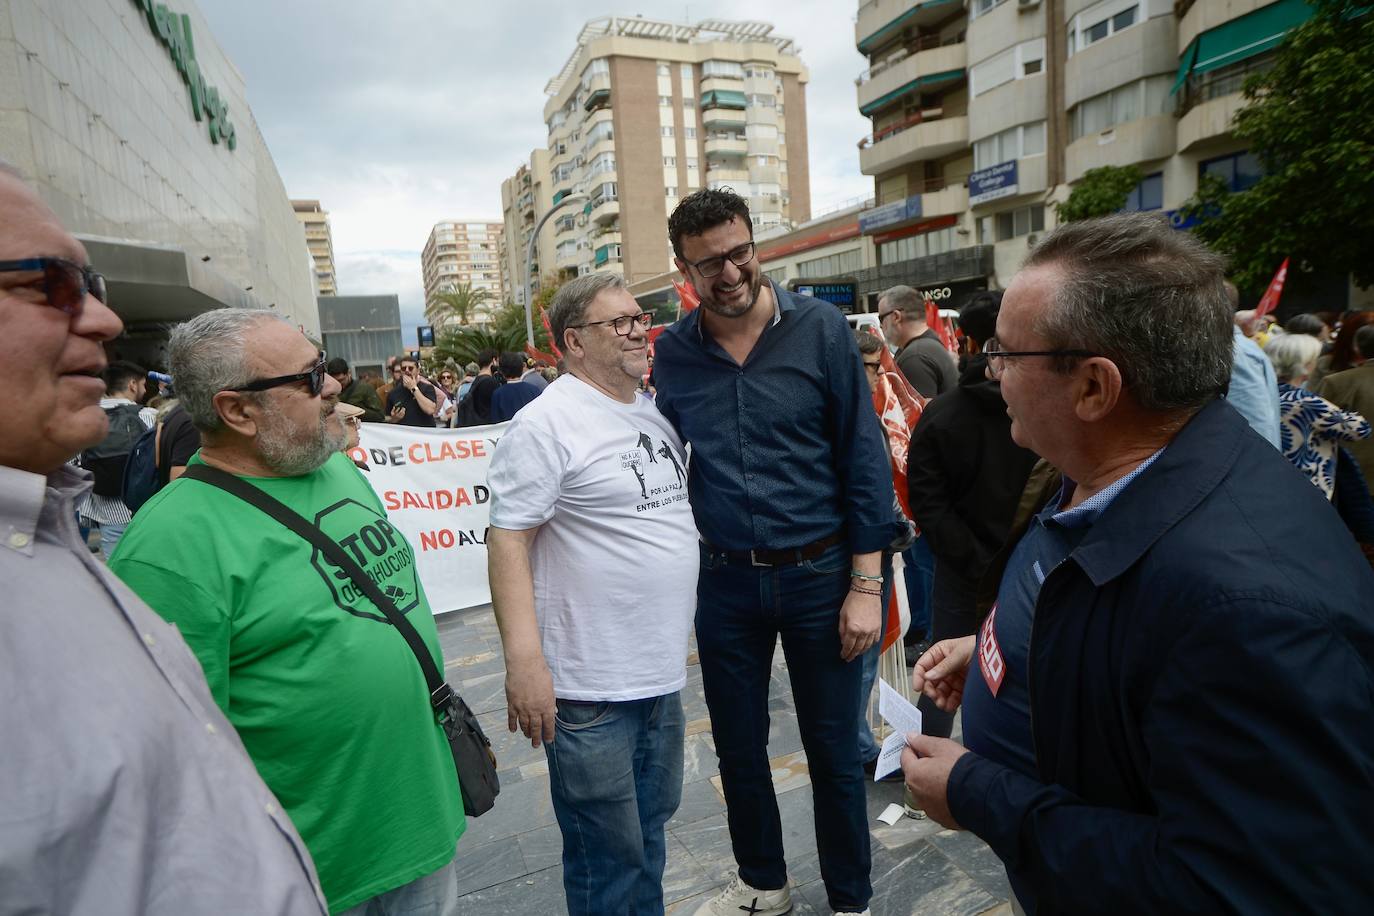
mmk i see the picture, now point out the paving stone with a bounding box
[462,767,556,846]
[515,823,563,874]
[927,828,1015,902]
[452,836,527,897]
[452,864,568,916]
[669,773,727,829]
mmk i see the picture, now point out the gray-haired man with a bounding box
[110,309,466,914]
[877,284,957,399]
[0,164,326,913]
[487,273,698,915]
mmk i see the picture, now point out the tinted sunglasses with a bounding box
[225,352,328,396]
[0,257,107,315]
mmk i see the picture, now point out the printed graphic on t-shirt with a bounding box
[978,603,1006,697]
[621,431,689,513]
[310,497,421,621]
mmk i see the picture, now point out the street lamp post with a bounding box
[524,193,588,350]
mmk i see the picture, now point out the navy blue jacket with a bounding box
[949,398,1374,914]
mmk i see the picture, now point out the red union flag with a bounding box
[1253,258,1290,321]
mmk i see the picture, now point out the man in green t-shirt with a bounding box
[111,309,465,914]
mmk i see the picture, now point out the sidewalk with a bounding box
[438,605,1012,916]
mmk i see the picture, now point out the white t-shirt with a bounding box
[488,374,699,701]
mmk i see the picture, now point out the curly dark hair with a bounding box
[668,188,752,259]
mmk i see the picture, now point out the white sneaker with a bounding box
[693,872,792,916]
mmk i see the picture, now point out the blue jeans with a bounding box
[544,692,685,916]
[902,537,934,642]
[97,521,127,561]
[336,848,459,915]
[696,542,871,913]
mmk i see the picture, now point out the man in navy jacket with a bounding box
[902,212,1374,914]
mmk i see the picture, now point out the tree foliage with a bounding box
[1055,166,1143,223]
[1180,0,1374,291]
[427,282,492,328]
[431,277,559,366]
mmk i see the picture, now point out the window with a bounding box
[681,64,693,80]
[796,249,862,279]
[683,98,696,109]
[1201,151,1263,193]
[971,0,1008,18]
[656,63,670,76]
[703,60,745,79]
[747,93,776,108]
[659,95,673,106]
[1070,76,1171,139]
[1122,173,1163,211]
[580,58,609,90]
[970,38,1047,97]
[878,227,961,264]
[973,121,1047,170]
[664,156,677,167]
[666,186,678,198]
[588,151,616,176]
[684,127,697,139]
[1068,2,1143,57]
[686,158,699,169]
[994,205,1046,240]
[661,126,675,138]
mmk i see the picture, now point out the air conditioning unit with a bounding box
[1018,0,1041,10]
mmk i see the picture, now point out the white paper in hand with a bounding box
[873,730,908,781]
[878,678,922,736]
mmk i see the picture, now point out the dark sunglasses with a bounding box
[224,352,328,396]
[0,257,107,315]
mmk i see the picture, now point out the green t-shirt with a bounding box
[111,451,465,912]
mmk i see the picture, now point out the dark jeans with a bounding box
[696,542,871,912]
[918,566,980,739]
[902,537,935,643]
[545,693,685,916]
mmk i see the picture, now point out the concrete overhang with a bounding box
[78,235,270,325]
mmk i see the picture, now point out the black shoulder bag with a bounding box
[182,464,500,817]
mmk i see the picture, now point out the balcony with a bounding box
[589,197,619,225]
[857,40,967,116]
[703,107,748,128]
[750,165,780,184]
[705,135,748,157]
[1065,114,1176,183]
[859,111,969,176]
[1176,91,1244,153]
[857,0,960,55]
[584,88,611,113]
[920,181,968,219]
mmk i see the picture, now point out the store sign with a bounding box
[859,194,922,234]
[792,280,859,313]
[969,161,1018,206]
[130,0,237,150]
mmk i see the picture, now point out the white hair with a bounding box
[169,308,289,432]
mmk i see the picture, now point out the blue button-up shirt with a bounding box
[654,281,899,554]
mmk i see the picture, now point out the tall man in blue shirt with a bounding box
[654,190,900,916]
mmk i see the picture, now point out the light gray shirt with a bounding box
[0,464,328,916]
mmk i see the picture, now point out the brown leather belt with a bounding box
[703,530,846,567]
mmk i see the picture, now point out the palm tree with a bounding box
[427,282,493,329]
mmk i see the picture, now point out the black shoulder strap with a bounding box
[181,464,451,713]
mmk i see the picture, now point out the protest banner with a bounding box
[348,420,509,613]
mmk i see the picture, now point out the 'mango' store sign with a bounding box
[130,0,237,150]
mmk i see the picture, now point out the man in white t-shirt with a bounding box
[487,272,698,916]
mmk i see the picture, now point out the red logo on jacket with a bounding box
[978,604,1006,697]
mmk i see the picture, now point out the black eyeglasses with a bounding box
[0,257,107,315]
[568,312,652,336]
[685,242,755,279]
[225,352,328,396]
[983,338,1099,379]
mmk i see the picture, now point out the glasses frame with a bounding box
[983,339,1099,379]
[685,241,756,279]
[224,352,328,396]
[567,312,652,337]
[0,257,107,315]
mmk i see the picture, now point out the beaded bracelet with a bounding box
[849,583,882,597]
[849,570,883,583]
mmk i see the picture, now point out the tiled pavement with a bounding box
[437,605,1012,916]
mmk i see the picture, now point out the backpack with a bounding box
[121,418,162,513]
[79,404,146,498]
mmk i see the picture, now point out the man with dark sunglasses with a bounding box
[111,308,466,913]
[0,164,327,913]
[384,355,439,427]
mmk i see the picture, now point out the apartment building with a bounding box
[501,16,812,304]
[292,200,339,296]
[420,220,506,326]
[851,0,1338,309]
[500,152,556,307]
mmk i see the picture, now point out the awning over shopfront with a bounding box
[81,235,270,325]
[1171,0,1313,94]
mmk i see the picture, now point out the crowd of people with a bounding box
[4,158,1374,916]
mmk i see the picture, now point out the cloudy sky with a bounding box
[199,1,875,345]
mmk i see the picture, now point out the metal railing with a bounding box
[856,34,949,85]
[858,107,945,149]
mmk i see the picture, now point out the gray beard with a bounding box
[256,399,346,476]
